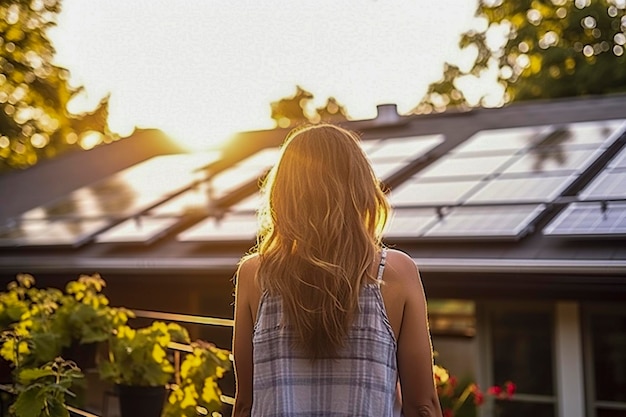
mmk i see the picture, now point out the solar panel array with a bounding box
[0,153,219,247]
[387,119,626,240]
[2,120,624,247]
[177,134,445,244]
[543,134,626,238]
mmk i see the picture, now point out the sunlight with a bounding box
[47,0,480,151]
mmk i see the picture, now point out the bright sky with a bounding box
[48,0,482,151]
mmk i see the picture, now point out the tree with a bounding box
[415,0,626,113]
[270,85,349,128]
[0,0,110,172]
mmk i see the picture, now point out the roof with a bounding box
[1,94,626,300]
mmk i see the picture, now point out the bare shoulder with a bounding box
[236,253,261,284]
[384,248,420,285]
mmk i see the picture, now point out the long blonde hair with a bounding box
[255,124,390,359]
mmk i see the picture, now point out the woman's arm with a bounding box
[232,256,259,417]
[394,253,443,417]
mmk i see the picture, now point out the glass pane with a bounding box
[370,161,405,180]
[20,153,216,220]
[494,400,555,417]
[502,148,602,175]
[491,310,554,395]
[384,208,438,238]
[95,217,180,244]
[389,180,481,206]
[416,154,512,179]
[0,218,109,247]
[424,205,545,238]
[148,186,211,216]
[581,172,626,200]
[427,299,476,336]
[590,310,626,402]
[367,134,444,162]
[452,126,549,154]
[543,202,626,237]
[177,214,258,242]
[536,119,625,148]
[466,175,575,204]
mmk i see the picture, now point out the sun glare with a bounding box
[48,0,481,152]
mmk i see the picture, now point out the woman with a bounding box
[233,124,442,417]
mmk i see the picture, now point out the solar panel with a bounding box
[385,120,626,240]
[608,147,626,169]
[371,161,407,180]
[423,205,546,239]
[452,126,549,155]
[416,154,512,180]
[0,218,111,247]
[366,134,444,162]
[21,153,218,221]
[500,148,603,175]
[207,148,279,200]
[580,171,626,201]
[532,119,626,148]
[543,202,626,237]
[177,213,258,243]
[466,175,576,204]
[95,216,181,244]
[228,194,263,213]
[452,119,625,156]
[148,186,211,216]
[383,208,439,240]
[389,180,482,207]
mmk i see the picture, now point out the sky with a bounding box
[47,0,483,151]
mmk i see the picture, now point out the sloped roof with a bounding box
[1,94,625,299]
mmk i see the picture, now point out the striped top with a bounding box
[252,249,398,417]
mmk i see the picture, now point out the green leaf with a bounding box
[12,387,45,417]
[17,367,56,384]
[46,397,70,417]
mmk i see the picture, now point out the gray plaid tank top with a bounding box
[252,249,398,416]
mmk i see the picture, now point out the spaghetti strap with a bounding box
[376,248,388,284]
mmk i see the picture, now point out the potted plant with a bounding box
[9,357,83,417]
[0,274,33,384]
[162,340,232,417]
[0,274,131,368]
[53,274,132,370]
[98,321,190,417]
[0,276,67,370]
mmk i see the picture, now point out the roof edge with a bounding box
[1,256,625,276]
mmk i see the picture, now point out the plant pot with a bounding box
[117,384,167,417]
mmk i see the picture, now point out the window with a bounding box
[483,303,556,416]
[584,303,626,417]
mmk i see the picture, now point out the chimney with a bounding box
[375,104,400,125]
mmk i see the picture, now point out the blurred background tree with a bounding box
[416,0,626,113]
[0,0,110,173]
[270,85,348,128]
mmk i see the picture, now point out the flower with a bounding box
[433,363,515,417]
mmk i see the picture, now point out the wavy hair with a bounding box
[254,124,390,359]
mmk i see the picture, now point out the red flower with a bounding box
[443,408,454,417]
[505,381,516,398]
[470,384,485,406]
[487,385,502,396]
[448,375,458,388]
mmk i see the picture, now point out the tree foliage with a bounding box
[270,85,349,128]
[416,0,626,113]
[0,0,109,172]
